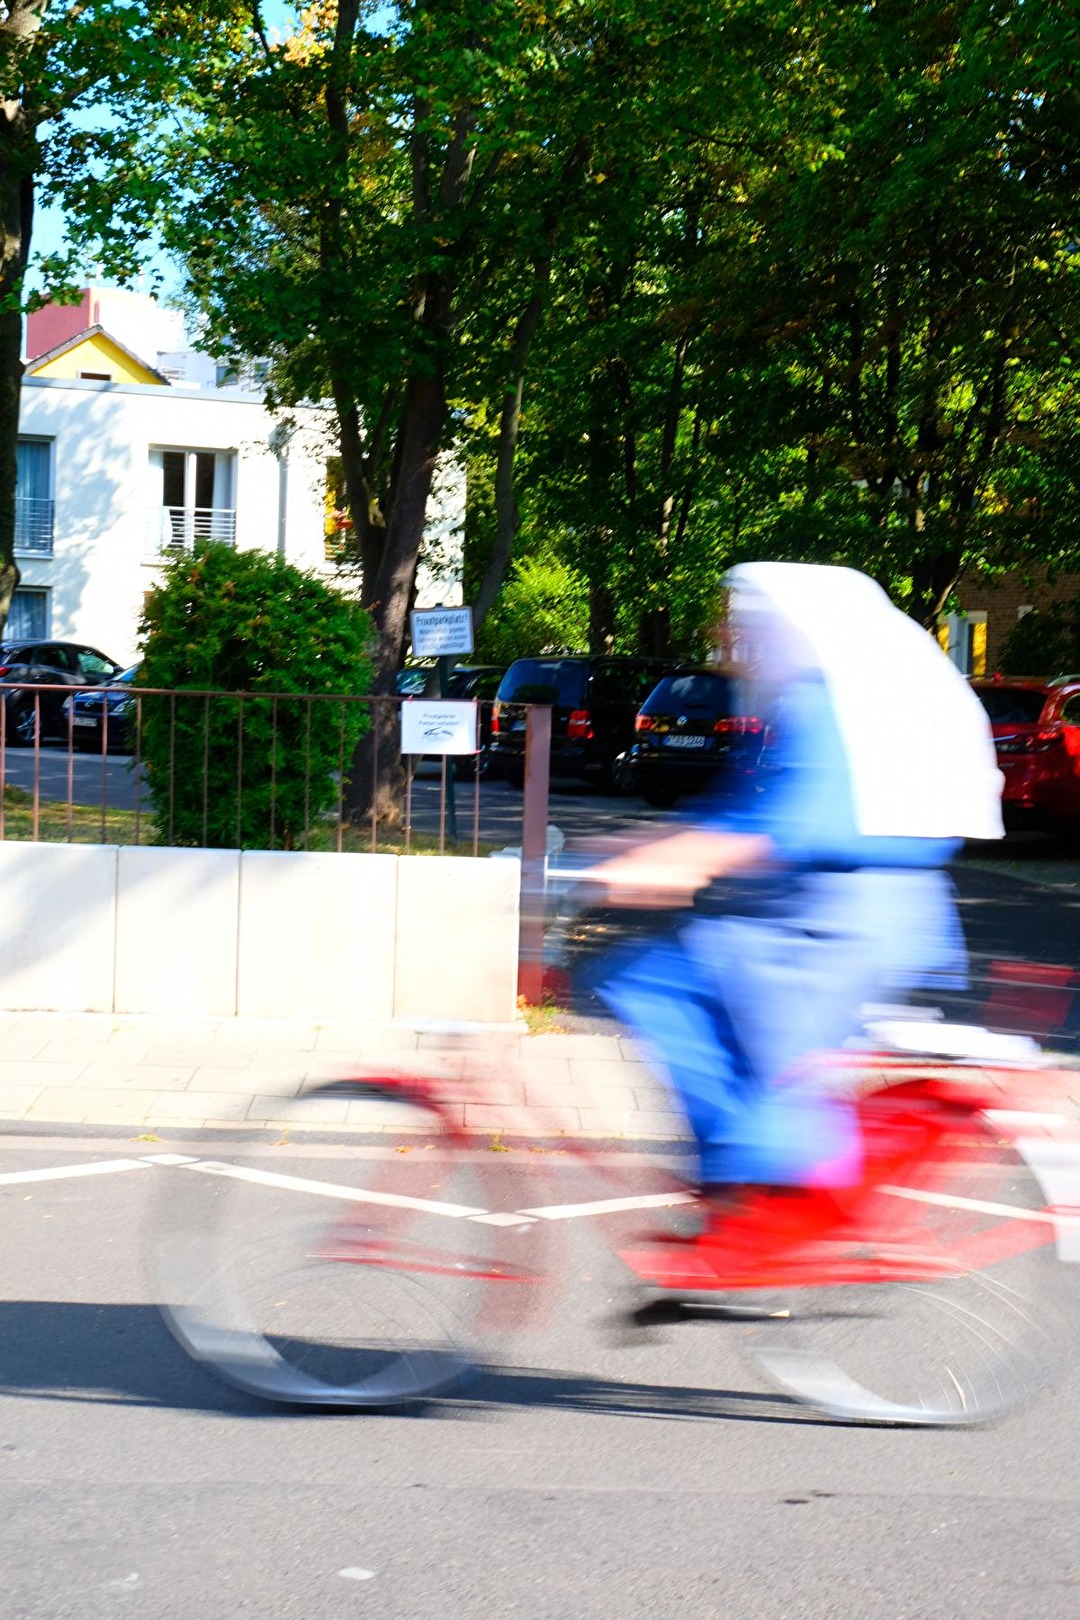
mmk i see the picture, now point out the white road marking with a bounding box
[0,1158,153,1187]
[517,1191,697,1221]
[184,1159,487,1219]
[469,1212,539,1227]
[984,1110,1068,1129]
[1016,1139,1080,1260]
[141,1153,201,1165]
[338,1568,376,1582]
[878,1185,1056,1222]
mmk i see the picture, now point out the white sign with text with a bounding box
[400,699,479,756]
[409,605,475,657]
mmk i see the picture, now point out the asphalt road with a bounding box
[2,1135,1080,1620]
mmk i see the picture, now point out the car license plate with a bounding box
[72,717,97,728]
[663,735,707,749]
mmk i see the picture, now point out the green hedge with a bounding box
[137,543,373,848]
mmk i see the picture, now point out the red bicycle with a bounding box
[154,1011,1080,1427]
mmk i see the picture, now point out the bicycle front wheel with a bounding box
[153,1083,519,1408]
[743,1105,1064,1425]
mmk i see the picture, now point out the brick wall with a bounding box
[954,568,1080,671]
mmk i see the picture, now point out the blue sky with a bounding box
[29,1,302,316]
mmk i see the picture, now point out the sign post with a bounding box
[407,605,476,846]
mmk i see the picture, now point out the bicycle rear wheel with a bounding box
[742,1101,1065,1425]
[153,1083,525,1408]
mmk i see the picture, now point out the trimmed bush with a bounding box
[998,601,1080,678]
[137,543,373,848]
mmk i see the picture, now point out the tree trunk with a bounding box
[345,367,449,825]
[0,81,37,638]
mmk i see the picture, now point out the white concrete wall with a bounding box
[0,846,519,1023]
[0,843,117,1011]
[236,851,398,1020]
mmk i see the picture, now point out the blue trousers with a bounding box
[595,869,965,1186]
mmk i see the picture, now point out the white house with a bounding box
[14,371,335,665]
[12,290,464,664]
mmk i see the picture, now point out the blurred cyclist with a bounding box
[589,563,1003,1228]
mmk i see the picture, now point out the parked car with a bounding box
[613,667,769,807]
[971,675,1080,833]
[489,655,680,787]
[396,665,435,696]
[63,664,140,752]
[0,640,124,745]
[444,664,505,776]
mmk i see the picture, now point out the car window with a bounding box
[471,672,503,700]
[76,648,119,677]
[974,688,1047,725]
[588,662,671,704]
[498,660,586,706]
[644,673,734,710]
[1060,694,1080,725]
[35,644,72,671]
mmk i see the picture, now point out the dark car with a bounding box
[63,664,140,753]
[444,665,505,776]
[0,640,124,745]
[971,675,1080,833]
[489,655,680,787]
[613,667,769,807]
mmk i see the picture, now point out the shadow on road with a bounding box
[0,1300,823,1427]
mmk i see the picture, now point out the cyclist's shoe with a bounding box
[619,1186,850,1291]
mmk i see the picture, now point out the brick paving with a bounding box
[1,1009,1077,1141]
[0,1011,692,1140]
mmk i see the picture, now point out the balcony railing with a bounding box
[14,496,54,556]
[146,506,237,559]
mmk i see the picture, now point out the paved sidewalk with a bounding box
[0,1010,694,1140]
[2,1009,1078,1142]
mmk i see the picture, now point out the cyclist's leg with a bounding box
[593,935,761,1186]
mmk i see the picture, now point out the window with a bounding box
[14,439,54,555]
[1060,695,1080,726]
[148,448,237,557]
[6,588,49,641]
[939,612,986,676]
[648,673,734,709]
[975,689,1047,726]
[35,644,74,672]
[76,648,120,678]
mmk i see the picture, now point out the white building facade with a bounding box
[13,375,337,666]
[14,377,465,667]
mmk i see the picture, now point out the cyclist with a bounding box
[589,562,1004,1229]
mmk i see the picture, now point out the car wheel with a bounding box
[8,700,39,747]
[609,753,634,795]
[503,763,525,791]
[643,786,679,809]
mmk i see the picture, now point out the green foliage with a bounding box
[474,550,588,664]
[999,604,1080,678]
[137,543,373,848]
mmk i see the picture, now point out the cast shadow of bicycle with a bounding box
[0,1300,829,1428]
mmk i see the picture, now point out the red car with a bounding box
[971,675,1080,832]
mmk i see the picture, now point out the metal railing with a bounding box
[0,680,519,860]
[146,506,237,559]
[14,496,54,555]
